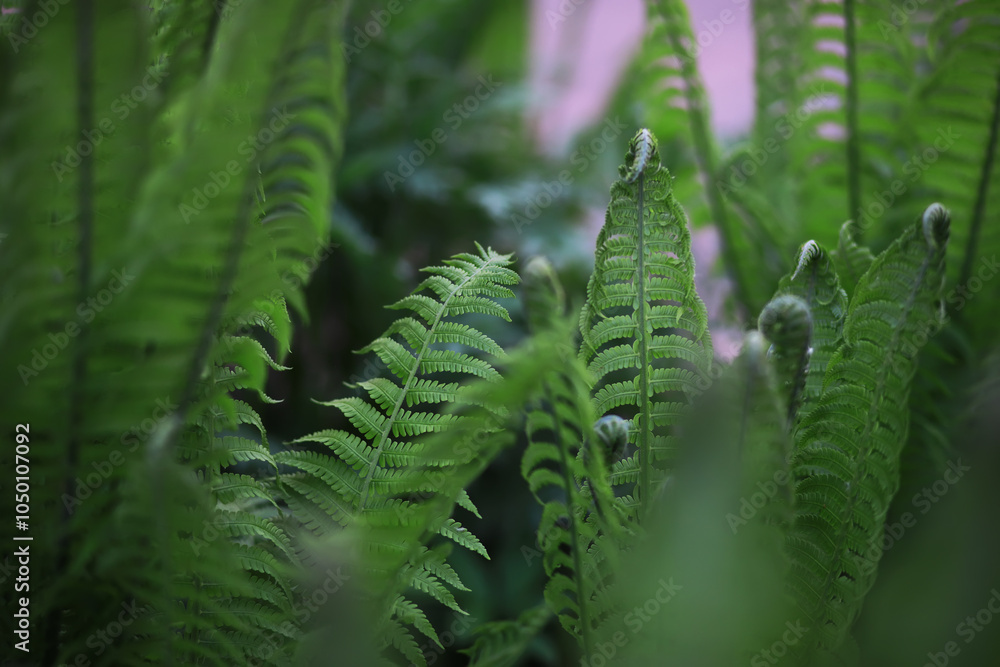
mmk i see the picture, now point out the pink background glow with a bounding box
[529,0,756,359]
[529,0,756,152]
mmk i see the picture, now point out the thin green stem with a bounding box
[844,0,862,238]
[657,0,754,313]
[635,173,652,517]
[546,382,593,656]
[959,67,1000,288]
[47,2,94,663]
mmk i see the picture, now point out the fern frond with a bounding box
[277,244,516,665]
[897,2,1000,353]
[788,203,950,656]
[521,257,627,655]
[580,128,713,515]
[214,473,278,506]
[288,244,514,517]
[767,240,849,426]
[461,604,553,667]
[0,0,348,662]
[831,219,875,298]
[714,145,790,308]
[639,1,755,311]
[759,294,814,428]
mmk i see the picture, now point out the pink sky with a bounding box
[530,0,755,152]
[529,0,755,359]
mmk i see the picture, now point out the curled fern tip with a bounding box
[921,202,950,249]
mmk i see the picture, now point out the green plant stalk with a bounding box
[959,67,1000,288]
[655,0,753,312]
[357,263,488,511]
[635,174,654,514]
[48,2,95,662]
[547,383,593,656]
[844,0,861,235]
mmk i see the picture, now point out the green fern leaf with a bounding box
[276,244,516,665]
[461,604,553,667]
[580,128,713,515]
[765,240,848,426]
[831,219,875,299]
[522,257,627,655]
[214,473,278,506]
[392,595,441,648]
[607,331,793,664]
[788,203,950,656]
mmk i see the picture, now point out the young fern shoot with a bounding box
[580,128,714,518]
[788,203,950,658]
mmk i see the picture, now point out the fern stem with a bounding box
[202,1,223,66]
[656,0,754,313]
[46,2,94,663]
[844,0,861,236]
[357,260,486,510]
[546,384,594,657]
[958,66,1000,288]
[635,174,653,516]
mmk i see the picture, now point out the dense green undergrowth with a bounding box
[1,1,999,666]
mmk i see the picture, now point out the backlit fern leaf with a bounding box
[276,244,516,664]
[580,128,713,515]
